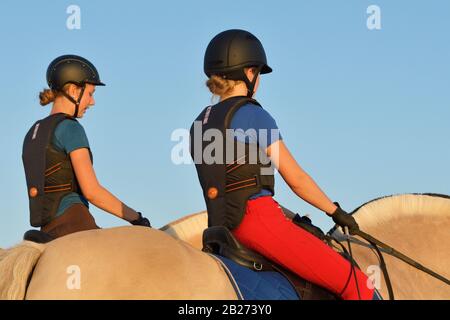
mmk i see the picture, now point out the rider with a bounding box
[190,30,374,300]
[22,54,151,239]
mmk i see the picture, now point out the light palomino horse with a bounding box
[160,194,450,300]
[0,193,448,299]
[1,226,237,300]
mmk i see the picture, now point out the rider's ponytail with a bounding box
[39,88,58,106]
[39,83,73,106]
[206,75,239,97]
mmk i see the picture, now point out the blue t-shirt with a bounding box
[230,103,282,199]
[51,119,90,217]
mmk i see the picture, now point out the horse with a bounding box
[0,193,449,300]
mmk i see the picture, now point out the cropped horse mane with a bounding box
[352,193,450,229]
[160,211,207,249]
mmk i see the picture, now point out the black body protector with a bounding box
[22,113,92,227]
[190,96,275,230]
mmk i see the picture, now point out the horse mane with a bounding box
[160,211,207,249]
[0,241,46,300]
[352,193,450,229]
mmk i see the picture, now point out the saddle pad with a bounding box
[212,254,299,300]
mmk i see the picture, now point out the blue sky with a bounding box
[0,0,449,247]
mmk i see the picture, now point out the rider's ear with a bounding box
[66,84,79,97]
[244,67,256,82]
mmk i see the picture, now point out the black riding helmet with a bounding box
[46,54,105,117]
[204,29,272,97]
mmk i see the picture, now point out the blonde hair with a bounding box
[206,67,258,97]
[206,75,241,96]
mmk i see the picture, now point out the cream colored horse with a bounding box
[0,193,449,300]
[1,226,237,300]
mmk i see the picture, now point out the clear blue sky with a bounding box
[1,0,449,247]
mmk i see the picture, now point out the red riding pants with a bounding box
[231,196,374,300]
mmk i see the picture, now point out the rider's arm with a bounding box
[266,140,338,215]
[70,148,140,222]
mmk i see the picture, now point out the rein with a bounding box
[354,230,450,286]
[328,228,450,300]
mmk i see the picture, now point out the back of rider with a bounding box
[41,119,99,238]
[228,103,374,300]
[52,119,91,216]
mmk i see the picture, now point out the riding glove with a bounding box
[130,212,152,228]
[330,204,359,234]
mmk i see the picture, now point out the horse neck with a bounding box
[338,195,450,299]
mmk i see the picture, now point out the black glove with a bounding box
[330,204,359,234]
[130,212,152,228]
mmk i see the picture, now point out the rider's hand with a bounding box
[130,212,152,228]
[330,203,359,235]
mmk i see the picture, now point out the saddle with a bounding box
[23,230,54,244]
[202,226,338,300]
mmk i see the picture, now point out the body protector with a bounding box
[190,96,275,230]
[22,113,92,227]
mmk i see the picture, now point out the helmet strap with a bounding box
[242,65,263,98]
[73,85,86,117]
[59,84,86,118]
